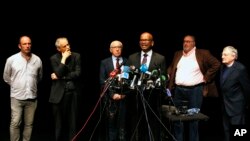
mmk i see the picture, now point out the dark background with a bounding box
[0,3,250,141]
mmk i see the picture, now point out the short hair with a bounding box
[223,46,238,59]
[184,34,196,42]
[110,40,123,48]
[19,35,31,44]
[55,37,68,48]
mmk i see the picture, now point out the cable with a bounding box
[71,78,114,141]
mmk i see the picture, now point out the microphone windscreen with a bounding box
[140,64,148,73]
[160,75,166,81]
[109,70,117,77]
[121,72,129,79]
[166,88,172,97]
[123,66,130,73]
[151,69,159,78]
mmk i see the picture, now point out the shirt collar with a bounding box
[141,49,153,57]
[183,47,196,56]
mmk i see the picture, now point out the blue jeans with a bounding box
[10,97,37,141]
[173,85,203,141]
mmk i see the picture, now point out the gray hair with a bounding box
[110,40,123,48]
[223,46,238,59]
[55,37,68,48]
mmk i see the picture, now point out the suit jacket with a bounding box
[220,61,250,116]
[99,57,128,97]
[126,51,167,108]
[99,57,128,86]
[167,49,221,97]
[126,51,166,74]
[49,52,81,104]
[125,51,166,141]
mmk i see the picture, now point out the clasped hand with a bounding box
[112,93,125,100]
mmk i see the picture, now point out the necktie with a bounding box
[141,53,148,64]
[116,58,121,73]
[116,58,120,69]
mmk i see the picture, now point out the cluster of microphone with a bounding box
[107,63,168,92]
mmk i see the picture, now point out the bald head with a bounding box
[139,32,154,52]
[140,32,153,41]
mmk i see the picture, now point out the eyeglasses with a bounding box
[111,46,122,49]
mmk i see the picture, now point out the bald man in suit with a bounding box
[126,32,167,141]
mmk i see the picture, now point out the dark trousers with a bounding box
[222,111,245,141]
[127,89,162,141]
[106,99,127,141]
[173,85,203,141]
[52,92,78,141]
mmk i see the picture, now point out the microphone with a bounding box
[166,88,172,97]
[150,69,159,81]
[154,74,167,88]
[121,72,129,79]
[140,64,148,73]
[164,88,176,110]
[160,75,167,83]
[122,66,131,73]
[155,78,161,87]
[146,80,155,89]
[109,61,125,78]
[151,69,159,76]
[129,73,137,89]
[104,62,125,83]
[137,64,148,86]
[120,65,130,81]
[129,67,139,89]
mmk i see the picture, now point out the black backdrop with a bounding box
[0,4,250,141]
[0,29,249,140]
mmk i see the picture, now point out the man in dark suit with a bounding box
[49,37,81,141]
[220,46,250,141]
[99,40,128,141]
[167,35,221,141]
[126,32,167,141]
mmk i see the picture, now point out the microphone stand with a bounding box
[73,62,124,141]
[131,84,170,141]
[72,77,116,141]
[127,65,174,141]
[137,84,154,141]
[130,78,176,141]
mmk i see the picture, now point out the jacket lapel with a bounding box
[173,51,183,70]
[221,63,236,86]
[148,52,155,70]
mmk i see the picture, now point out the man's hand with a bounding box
[112,93,126,100]
[61,50,71,64]
[51,73,58,80]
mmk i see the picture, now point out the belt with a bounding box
[20,98,37,102]
[176,83,204,89]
